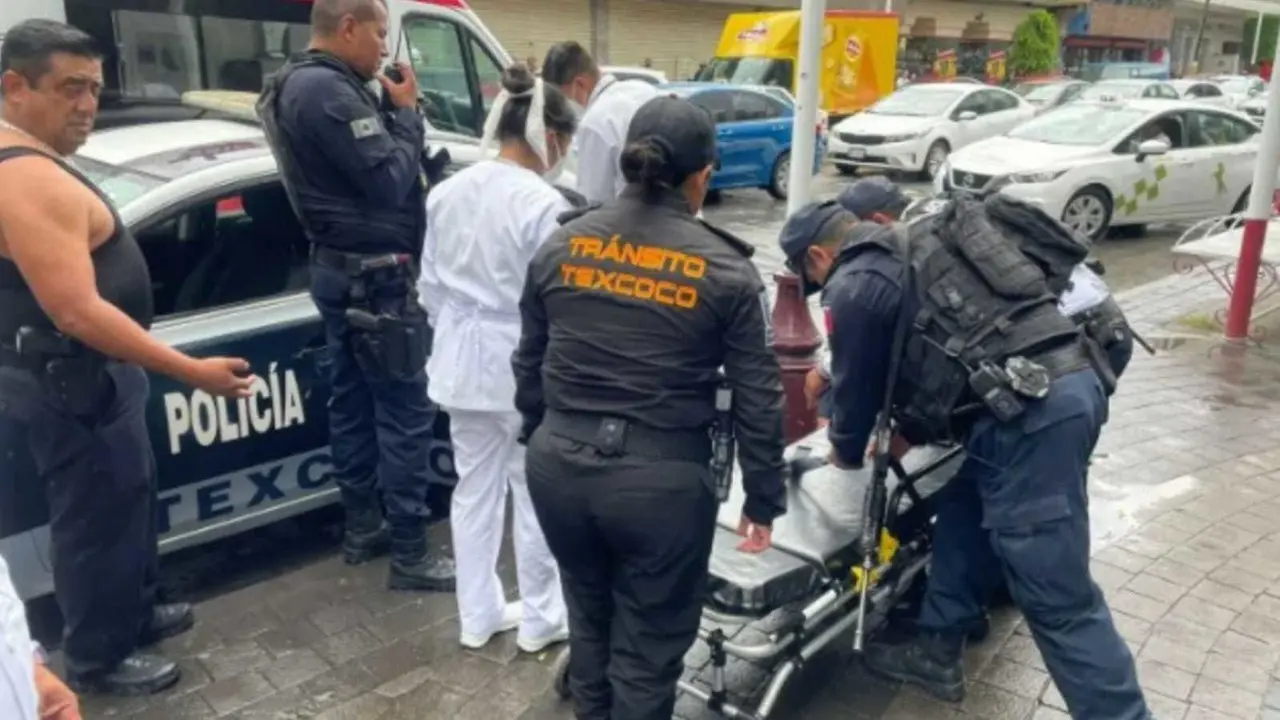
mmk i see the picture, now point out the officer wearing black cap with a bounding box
[779,201,1150,718]
[515,95,787,720]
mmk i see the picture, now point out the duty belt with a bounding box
[542,410,712,464]
[312,245,415,276]
[0,344,41,372]
[1026,342,1091,379]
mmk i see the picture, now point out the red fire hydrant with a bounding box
[770,271,823,443]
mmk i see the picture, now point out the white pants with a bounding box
[446,409,566,640]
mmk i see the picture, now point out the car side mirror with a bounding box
[957,110,978,121]
[1135,138,1169,161]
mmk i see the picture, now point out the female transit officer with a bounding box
[513,95,789,720]
[417,64,574,652]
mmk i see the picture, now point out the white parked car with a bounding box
[1077,79,1180,102]
[1240,93,1267,122]
[937,99,1264,242]
[601,65,669,85]
[827,83,1035,180]
[1167,79,1232,107]
[1210,75,1265,108]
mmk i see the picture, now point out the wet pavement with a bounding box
[72,174,1280,720]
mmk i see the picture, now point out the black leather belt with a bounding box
[542,410,712,464]
[311,245,414,276]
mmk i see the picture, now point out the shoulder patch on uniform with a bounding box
[698,218,755,258]
[349,116,382,139]
[557,203,603,226]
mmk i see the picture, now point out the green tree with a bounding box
[1009,10,1061,77]
[1243,14,1280,63]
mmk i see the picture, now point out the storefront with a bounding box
[894,0,1029,82]
[1060,0,1175,75]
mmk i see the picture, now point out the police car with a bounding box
[936,99,1266,242]
[0,101,577,603]
[827,82,1035,180]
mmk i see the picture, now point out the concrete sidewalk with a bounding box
[76,246,1280,720]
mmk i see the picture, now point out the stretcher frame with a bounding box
[550,446,963,719]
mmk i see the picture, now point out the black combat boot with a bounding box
[966,613,991,644]
[864,631,966,702]
[67,653,181,696]
[343,506,390,565]
[139,603,194,646]
[387,526,456,592]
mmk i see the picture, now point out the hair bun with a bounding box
[500,64,536,95]
[620,139,667,185]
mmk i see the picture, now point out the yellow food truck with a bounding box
[697,10,899,119]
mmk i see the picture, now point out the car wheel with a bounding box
[835,164,857,176]
[1061,186,1113,242]
[920,141,949,182]
[768,151,791,199]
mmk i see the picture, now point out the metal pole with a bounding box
[1252,11,1263,66]
[1190,0,1211,76]
[1224,30,1280,339]
[786,0,827,216]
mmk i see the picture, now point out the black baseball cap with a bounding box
[778,200,855,296]
[624,95,719,184]
[838,176,910,219]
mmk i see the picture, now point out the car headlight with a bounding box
[1008,169,1067,184]
[883,132,924,143]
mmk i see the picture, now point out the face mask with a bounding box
[568,100,585,120]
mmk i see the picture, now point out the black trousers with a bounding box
[0,363,158,677]
[526,423,718,720]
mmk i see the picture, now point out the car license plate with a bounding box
[846,147,866,159]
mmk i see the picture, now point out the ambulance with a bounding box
[2,0,512,141]
[697,10,899,120]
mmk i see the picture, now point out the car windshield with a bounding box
[867,87,966,116]
[695,57,793,88]
[1007,104,1149,146]
[68,156,165,207]
[1018,83,1066,103]
[1079,82,1148,100]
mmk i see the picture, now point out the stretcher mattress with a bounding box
[706,430,962,617]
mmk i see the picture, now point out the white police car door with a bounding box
[134,181,334,553]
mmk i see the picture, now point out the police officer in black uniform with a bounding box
[256,0,454,590]
[0,19,255,695]
[514,96,788,720]
[779,199,1150,719]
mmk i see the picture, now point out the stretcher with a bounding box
[550,429,964,719]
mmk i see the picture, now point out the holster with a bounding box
[332,253,431,381]
[2,327,108,417]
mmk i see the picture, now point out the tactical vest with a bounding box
[846,197,1091,444]
[256,51,360,239]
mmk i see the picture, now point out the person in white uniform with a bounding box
[1,554,80,719]
[418,64,574,652]
[541,42,659,205]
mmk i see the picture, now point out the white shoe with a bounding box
[517,624,569,653]
[459,601,522,649]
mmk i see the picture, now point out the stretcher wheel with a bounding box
[551,646,571,700]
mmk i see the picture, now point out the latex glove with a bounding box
[736,517,773,553]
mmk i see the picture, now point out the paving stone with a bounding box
[1151,614,1224,652]
[1188,578,1256,613]
[1040,682,1066,711]
[1031,707,1070,720]
[1137,658,1198,700]
[1264,680,1280,710]
[879,688,965,720]
[194,638,272,681]
[1094,546,1156,575]
[1210,630,1280,669]
[1141,637,1210,675]
[313,625,384,666]
[1189,675,1263,718]
[1199,652,1271,695]
[1230,612,1280,646]
[198,670,275,715]
[996,633,1047,672]
[313,691,395,720]
[1126,572,1189,605]
[1108,590,1175,624]
[1145,691,1190,720]
[1168,595,1239,631]
[1145,557,1208,589]
[260,647,332,690]
[959,681,1036,719]
[978,657,1050,700]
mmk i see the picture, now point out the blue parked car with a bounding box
[658,82,828,200]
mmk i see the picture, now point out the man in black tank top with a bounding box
[0,20,258,698]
